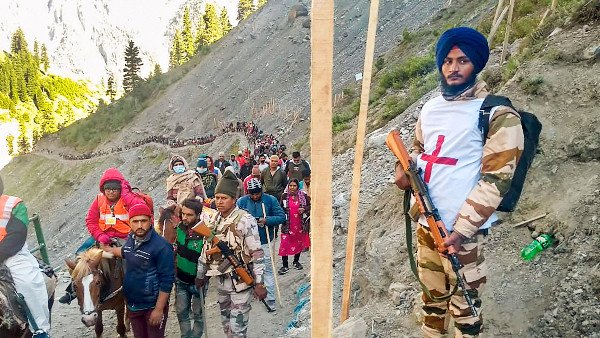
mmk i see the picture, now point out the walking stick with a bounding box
[198,288,209,337]
[262,202,283,307]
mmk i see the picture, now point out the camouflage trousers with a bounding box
[416,224,487,338]
[217,275,252,338]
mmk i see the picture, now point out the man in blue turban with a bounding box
[435,26,489,99]
[394,26,524,338]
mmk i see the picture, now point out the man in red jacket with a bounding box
[60,167,145,304]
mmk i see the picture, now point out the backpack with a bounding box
[479,95,542,212]
[131,187,154,212]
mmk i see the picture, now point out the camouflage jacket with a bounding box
[412,81,525,238]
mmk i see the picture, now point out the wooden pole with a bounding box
[340,0,381,324]
[310,0,334,336]
[492,0,505,26]
[488,5,509,45]
[512,213,548,228]
[262,203,283,307]
[500,0,516,65]
[551,0,557,12]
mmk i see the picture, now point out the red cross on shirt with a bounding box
[421,135,458,183]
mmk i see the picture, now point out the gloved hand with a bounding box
[254,283,267,300]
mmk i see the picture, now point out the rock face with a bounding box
[0,0,240,84]
[333,317,368,338]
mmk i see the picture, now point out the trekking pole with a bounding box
[198,288,209,337]
[262,203,283,307]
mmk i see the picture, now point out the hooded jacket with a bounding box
[86,168,145,244]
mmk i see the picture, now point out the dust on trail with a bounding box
[51,236,311,338]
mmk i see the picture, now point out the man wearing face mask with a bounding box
[196,158,219,199]
[167,155,206,205]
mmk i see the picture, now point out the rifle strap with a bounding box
[404,190,457,302]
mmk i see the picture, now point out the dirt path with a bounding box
[51,236,311,338]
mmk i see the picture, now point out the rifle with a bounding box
[385,129,478,317]
[191,222,274,312]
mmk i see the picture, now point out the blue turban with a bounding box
[435,27,489,75]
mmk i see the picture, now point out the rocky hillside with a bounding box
[1,0,599,337]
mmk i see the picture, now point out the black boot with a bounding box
[58,282,76,304]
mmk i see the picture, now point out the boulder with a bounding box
[333,317,367,338]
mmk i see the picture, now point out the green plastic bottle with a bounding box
[521,234,554,261]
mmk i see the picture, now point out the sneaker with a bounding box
[293,261,303,270]
[278,266,289,275]
[266,300,277,312]
[58,292,76,305]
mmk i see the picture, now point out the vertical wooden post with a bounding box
[340,0,381,324]
[551,0,557,12]
[310,0,334,336]
[500,0,516,64]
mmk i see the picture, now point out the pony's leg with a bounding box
[116,303,126,337]
[95,310,104,338]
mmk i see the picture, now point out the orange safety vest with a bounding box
[97,193,130,234]
[0,195,22,241]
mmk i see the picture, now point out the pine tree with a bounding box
[5,135,14,156]
[201,4,223,45]
[10,28,28,54]
[181,7,196,62]
[122,40,143,93]
[33,40,40,65]
[238,0,255,20]
[106,74,116,101]
[169,30,183,69]
[16,123,30,154]
[152,63,162,77]
[220,8,233,35]
[258,0,268,8]
[41,44,49,71]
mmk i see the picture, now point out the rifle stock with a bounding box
[385,129,478,317]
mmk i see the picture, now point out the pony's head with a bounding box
[65,248,110,327]
[158,203,180,244]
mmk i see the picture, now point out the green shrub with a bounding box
[378,54,435,91]
[520,76,545,95]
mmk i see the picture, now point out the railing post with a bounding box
[29,214,50,265]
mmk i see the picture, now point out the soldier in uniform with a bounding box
[395,27,524,337]
[196,171,267,338]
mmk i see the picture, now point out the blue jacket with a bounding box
[237,193,286,244]
[121,228,175,311]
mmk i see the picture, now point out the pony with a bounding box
[65,248,126,338]
[157,203,180,244]
[0,262,57,338]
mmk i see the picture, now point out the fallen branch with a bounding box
[512,213,548,228]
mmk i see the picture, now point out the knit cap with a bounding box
[103,180,121,191]
[197,158,208,168]
[128,203,152,218]
[215,171,240,198]
[247,178,262,194]
[435,27,489,75]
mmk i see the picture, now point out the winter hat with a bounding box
[103,180,121,191]
[128,203,152,219]
[197,158,208,168]
[247,178,262,194]
[435,27,489,75]
[215,170,240,198]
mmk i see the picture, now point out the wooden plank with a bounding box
[310,0,335,335]
[340,0,381,324]
[500,0,516,65]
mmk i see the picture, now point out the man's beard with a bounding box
[440,72,477,100]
